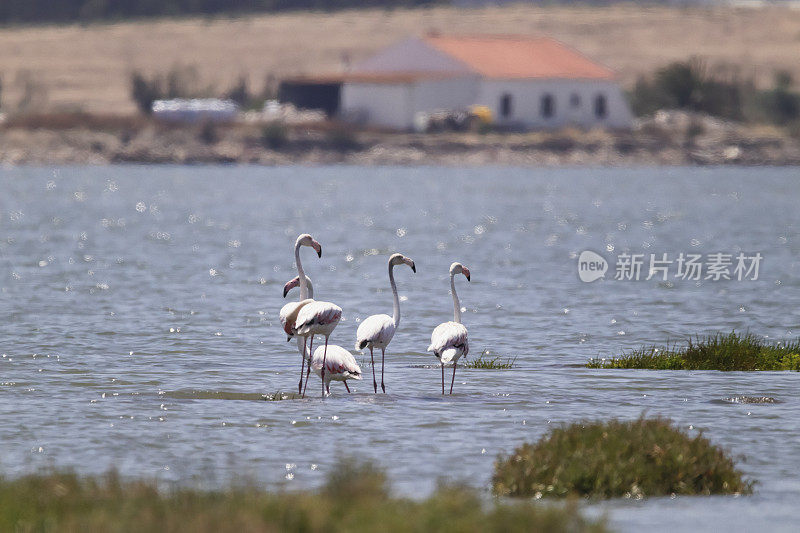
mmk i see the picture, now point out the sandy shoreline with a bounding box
[2,112,798,167]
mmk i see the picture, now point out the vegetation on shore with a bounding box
[464,350,516,369]
[492,417,753,499]
[630,60,800,135]
[587,332,800,371]
[0,459,605,533]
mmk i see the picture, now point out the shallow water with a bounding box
[1,165,799,531]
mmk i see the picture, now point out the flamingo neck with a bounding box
[295,241,309,300]
[305,277,314,299]
[450,272,462,323]
[296,337,309,360]
[389,262,400,328]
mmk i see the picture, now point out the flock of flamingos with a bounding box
[279,234,471,397]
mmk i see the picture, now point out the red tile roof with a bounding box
[423,35,614,80]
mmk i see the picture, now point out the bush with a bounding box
[198,120,218,144]
[752,71,800,126]
[261,121,287,149]
[326,124,361,151]
[588,331,800,371]
[130,71,161,115]
[492,417,753,499]
[629,59,745,120]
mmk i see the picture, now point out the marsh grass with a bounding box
[587,332,800,371]
[464,350,517,369]
[492,417,753,500]
[0,461,606,533]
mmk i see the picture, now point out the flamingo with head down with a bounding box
[284,276,361,395]
[428,262,470,395]
[355,253,416,393]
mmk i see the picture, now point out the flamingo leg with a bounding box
[441,361,445,395]
[380,347,386,393]
[321,336,330,397]
[450,361,457,395]
[370,346,377,393]
[301,336,313,398]
[298,336,307,394]
[344,381,351,393]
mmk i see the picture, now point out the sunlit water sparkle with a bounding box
[1,165,799,532]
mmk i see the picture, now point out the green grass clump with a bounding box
[492,417,753,499]
[464,350,517,369]
[0,461,606,533]
[587,332,800,371]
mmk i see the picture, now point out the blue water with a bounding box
[1,165,799,532]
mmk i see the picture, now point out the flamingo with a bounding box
[284,276,361,395]
[309,344,362,395]
[287,237,342,397]
[428,262,470,395]
[355,253,416,393]
[280,234,322,394]
[280,278,313,394]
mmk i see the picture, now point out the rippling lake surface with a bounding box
[1,165,799,531]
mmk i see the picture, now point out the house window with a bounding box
[540,94,554,119]
[500,93,513,118]
[570,93,581,108]
[594,94,607,119]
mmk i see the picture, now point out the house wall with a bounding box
[340,82,413,129]
[478,79,633,129]
[341,76,479,130]
[342,77,634,131]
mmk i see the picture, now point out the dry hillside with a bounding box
[0,4,798,114]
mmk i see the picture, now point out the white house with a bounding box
[338,34,633,131]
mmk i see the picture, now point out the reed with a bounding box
[464,350,516,369]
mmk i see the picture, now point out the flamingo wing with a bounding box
[355,314,395,350]
[428,321,469,362]
[295,300,342,334]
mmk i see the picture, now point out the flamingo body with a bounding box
[294,301,342,338]
[428,321,469,364]
[310,344,362,393]
[355,314,396,350]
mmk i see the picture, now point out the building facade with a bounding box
[339,35,633,131]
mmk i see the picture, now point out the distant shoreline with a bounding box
[1,111,798,166]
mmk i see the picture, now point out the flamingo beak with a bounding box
[408,259,416,273]
[312,240,322,258]
[463,267,471,282]
[283,282,291,298]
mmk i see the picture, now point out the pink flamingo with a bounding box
[355,253,416,393]
[286,236,341,398]
[283,276,361,395]
[428,262,470,395]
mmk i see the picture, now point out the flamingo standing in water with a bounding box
[284,276,362,394]
[355,253,416,393]
[428,262,470,395]
[288,235,342,397]
[280,234,322,394]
